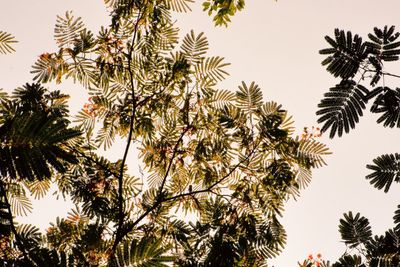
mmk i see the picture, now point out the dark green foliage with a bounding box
[394,205,400,232]
[329,209,400,266]
[370,87,400,128]
[319,26,400,195]
[177,198,286,266]
[320,29,368,79]
[366,26,400,62]
[318,26,400,138]
[339,212,372,248]
[366,153,400,193]
[0,83,79,181]
[316,80,369,138]
[317,25,400,267]
[332,255,364,267]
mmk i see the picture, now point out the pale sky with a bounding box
[1,1,400,266]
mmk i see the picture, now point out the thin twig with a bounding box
[157,126,190,200]
[164,144,258,202]
[112,6,144,253]
[116,141,259,240]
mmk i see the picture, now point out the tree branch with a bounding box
[157,126,190,200]
[115,140,259,242]
[112,6,144,253]
[164,144,258,202]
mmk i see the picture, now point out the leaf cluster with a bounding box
[319,26,400,193]
[0,1,328,266]
[330,209,400,267]
[318,26,400,138]
[318,25,400,267]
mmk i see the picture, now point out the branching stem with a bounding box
[112,6,144,254]
[115,140,260,242]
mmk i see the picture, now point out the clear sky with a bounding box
[1,1,400,266]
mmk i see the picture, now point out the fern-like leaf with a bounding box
[208,89,235,109]
[165,0,194,12]
[109,237,174,267]
[181,30,208,64]
[66,58,97,89]
[394,205,400,232]
[0,31,17,54]
[339,211,372,248]
[0,111,80,181]
[7,190,32,216]
[254,217,286,259]
[366,153,400,193]
[370,87,400,128]
[297,138,331,168]
[31,53,68,83]
[236,81,263,115]
[294,165,312,190]
[54,11,85,47]
[259,101,294,133]
[195,56,230,83]
[320,29,368,79]
[24,179,51,199]
[366,25,400,62]
[316,80,369,138]
[17,224,42,249]
[332,254,363,267]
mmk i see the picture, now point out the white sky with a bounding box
[1,1,400,266]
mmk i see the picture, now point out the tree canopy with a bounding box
[0,1,327,266]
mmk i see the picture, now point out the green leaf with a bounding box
[207,89,235,109]
[236,81,263,114]
[332,254,364,267]
[366,153,400,193]
[370,87,400,128]
[0,31,17,54]
[195,56,230,83]
[316,80,369,138]
[0,84,80,181]
[109,237,174,267]
[54,11,85,47]
[339,212,372,248]
[394,205,400,232]
[320,29,368,79]
[7,184,32,216]
[24,179,51,199]
[181,30,208,64]
[165,0,194,12]
[297,138,331,168]
[366,25,400,62]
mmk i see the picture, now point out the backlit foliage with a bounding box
[318,26,400,138]
[317,25,400,266]
[331,209,400,267]
[0,1,328,266]
[0,31,17,54]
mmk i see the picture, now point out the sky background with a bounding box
[1,1,400,266]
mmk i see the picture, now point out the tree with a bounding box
[0,1,329,266]
[316,25,400,266]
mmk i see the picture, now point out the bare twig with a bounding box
[112,6,144,253]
